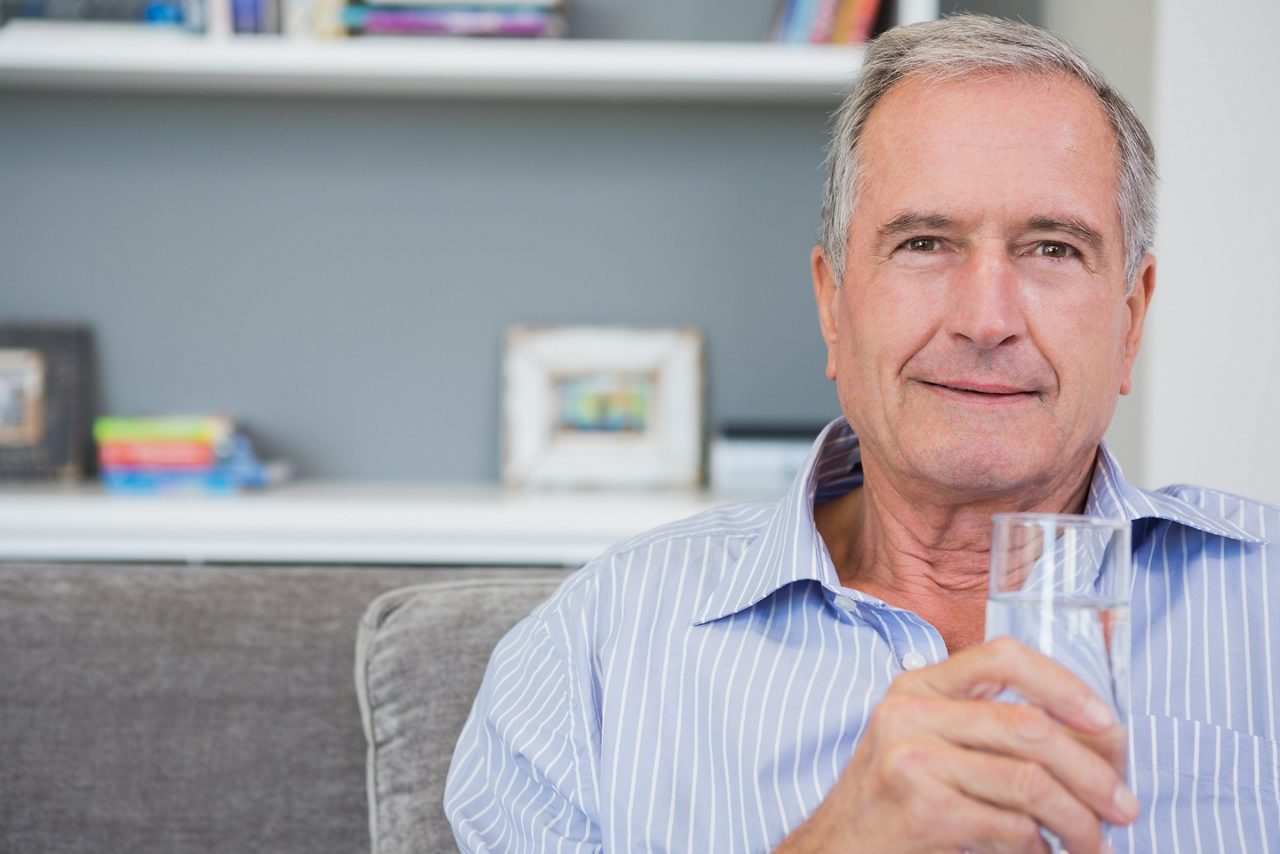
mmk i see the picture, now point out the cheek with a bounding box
[1034,298,1130,396]
[844,277,943,375]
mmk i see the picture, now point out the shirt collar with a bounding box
[693,417,1267,625]
[693,418,857,625]
[1086,443,1267,544]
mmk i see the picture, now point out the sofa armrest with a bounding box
[355,574,569,854]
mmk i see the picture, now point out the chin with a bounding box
[905,436,1051,498]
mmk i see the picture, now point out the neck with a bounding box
[813,450,1095,652]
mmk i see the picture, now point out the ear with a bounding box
[812,245,841,381]
[1119,253,1156,396]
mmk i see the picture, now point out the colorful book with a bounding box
[781,0,812,42]
[93,415,290,494]
[808,0,841,44]
[829,0,881,43]
[342,6,560,36]
[93,415,234,445]
[346,0,565,7]
[99,440,218,470]
[100,470,241,495]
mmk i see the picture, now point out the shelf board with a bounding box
[0,480,776,566]
[0,21,863,101]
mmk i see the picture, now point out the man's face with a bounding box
[813,72,1155,500]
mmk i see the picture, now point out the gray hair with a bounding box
[819,14,1157,289]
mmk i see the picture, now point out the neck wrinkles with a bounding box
[817,446,1096,603]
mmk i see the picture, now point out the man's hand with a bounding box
[776,637,1139,853]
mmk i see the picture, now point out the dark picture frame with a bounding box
[0,324,96,480]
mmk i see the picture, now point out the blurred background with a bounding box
[1,0,1276,501]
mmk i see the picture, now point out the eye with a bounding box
[903,237,943,252]
[1033,241,1078,259]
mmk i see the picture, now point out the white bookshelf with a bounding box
[0,20,864,100]
[0,481,774,566]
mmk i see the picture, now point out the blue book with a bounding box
[231,0,258,32]
[786,0,820,42]
[102,470,241,495]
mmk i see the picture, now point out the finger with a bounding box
[893,774,1053,854]
[874,694,1137,825]
[902,636,1118,735]
[944,796,1053,854]
[948,703,1135,826]
[1071,724,1129,778]
[938,744,1106,854]
[906,696,1136,829]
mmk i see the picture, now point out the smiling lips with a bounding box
[920,380,1039,402]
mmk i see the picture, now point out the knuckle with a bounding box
[872,692,925,728]
[1007,704,1053,743]
[890,668,923,693]
[879,742,931,788]
[866,698,900,737]
[987,635,1025,663]
[901,790,942,831]
[1009,761,1051,807]
[1069,821,1104,853]
[1002,813,1044,850]
[975,809,1041,850]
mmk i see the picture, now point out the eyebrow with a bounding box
[1025,216,1105,255]
[877,211,957,241]
[875,211,1108,256]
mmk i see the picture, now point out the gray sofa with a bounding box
[0,561,569,854]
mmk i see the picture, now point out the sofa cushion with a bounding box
[356,575,569,853]
[0,561,544,854]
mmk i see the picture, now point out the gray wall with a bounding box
[1,0,1045,482]
[1,92,838,480]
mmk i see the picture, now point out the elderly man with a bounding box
[446,15,1278,853]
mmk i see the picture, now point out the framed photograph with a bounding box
[503,326,704,489]
[0,325,96,481]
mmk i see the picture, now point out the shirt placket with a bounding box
[828,588,948,672]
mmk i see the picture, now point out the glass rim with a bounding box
[991,512,1129,531]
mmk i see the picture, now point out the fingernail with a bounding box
[1084,696,1116,729]
[1113,785,1139,820]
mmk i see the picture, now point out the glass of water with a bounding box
[985,513,1131,847]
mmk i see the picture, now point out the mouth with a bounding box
[919,380,1040,403]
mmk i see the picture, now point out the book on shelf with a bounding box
[98,439,217,469]
[340,5,562,37]
[93,415,291,495]
[94,414,235,443]
[769,0,901,45]
[0,0,185,25]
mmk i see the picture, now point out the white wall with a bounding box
[1043,0,1157,485]
[1145,0,1280,502]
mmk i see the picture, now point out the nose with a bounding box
[944,242,1026,350]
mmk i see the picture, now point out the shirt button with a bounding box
[833,595,857,613]
[901,651,928,671]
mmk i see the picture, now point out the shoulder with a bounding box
[1153,483,1280,539]
[593,499,777,566]
[522,500,775,635]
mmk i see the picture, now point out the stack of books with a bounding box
[94,415,289,495]
[340,0,566,38]
[770,0,882,44]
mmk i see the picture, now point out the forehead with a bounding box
[855,71,1122,240]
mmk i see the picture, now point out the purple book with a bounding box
[342,7,560,36]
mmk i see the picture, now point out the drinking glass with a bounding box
[985,513,1131,849]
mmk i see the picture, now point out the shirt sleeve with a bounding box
[444,596,602,853]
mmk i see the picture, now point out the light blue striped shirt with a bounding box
[446,419,1280,852]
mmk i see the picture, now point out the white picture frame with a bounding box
[503,325,704,489]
